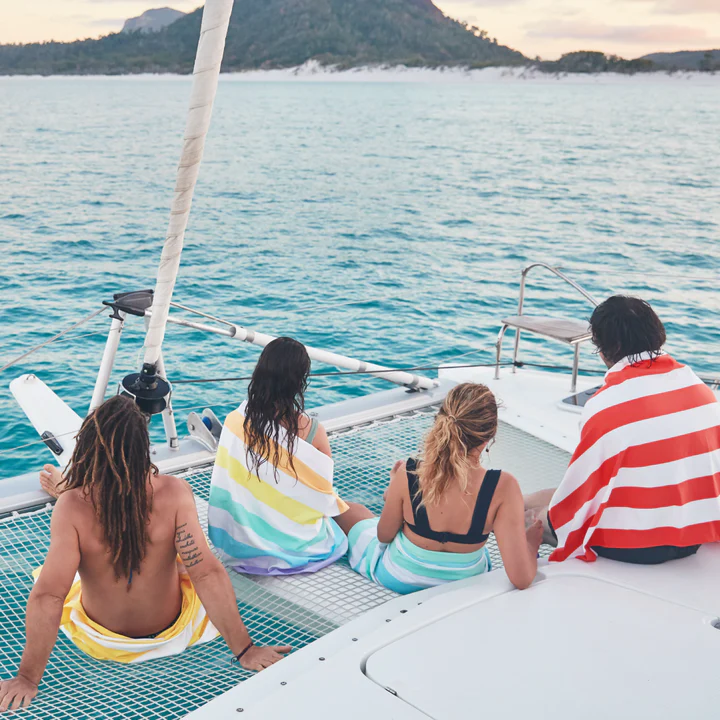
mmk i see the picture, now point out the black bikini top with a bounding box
[405,457,501,545]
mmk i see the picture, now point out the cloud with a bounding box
[622,0,720,14]
[525,19,714,46]
[446,0,527,5]
[86,17,126,27]
[86,0,195,4]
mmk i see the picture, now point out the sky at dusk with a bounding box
[0,0,718,60]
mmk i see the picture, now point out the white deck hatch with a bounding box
[365,575,720,719]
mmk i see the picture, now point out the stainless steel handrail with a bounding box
[497,263,599,393]
[513,263,599,372]
[517,262,599,314]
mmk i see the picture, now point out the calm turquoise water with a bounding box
[1,75,718,480]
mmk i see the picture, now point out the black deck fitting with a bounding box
[121,362,171,415]
[103,290,155,320]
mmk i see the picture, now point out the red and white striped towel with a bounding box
[549,353,720,562]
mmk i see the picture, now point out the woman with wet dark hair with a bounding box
[243,336,330,479]
[208,337,349,575]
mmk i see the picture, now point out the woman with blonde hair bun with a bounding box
[337,383,543,593]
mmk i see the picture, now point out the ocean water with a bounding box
[1,72,718,480]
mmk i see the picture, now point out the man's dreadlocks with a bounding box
[60,395,158,583]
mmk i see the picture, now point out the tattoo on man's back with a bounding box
[175,522,203,568]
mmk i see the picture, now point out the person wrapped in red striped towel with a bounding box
[525,295,720,565]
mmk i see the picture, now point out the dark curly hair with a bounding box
[244,337,311,481]
[60,395,157,584]
[590,295,666,367]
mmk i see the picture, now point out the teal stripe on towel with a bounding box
[208,526,331,569]
[347,517,491,594]
[208,485,326,553]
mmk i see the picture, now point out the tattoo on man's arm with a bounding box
[175,523,204,568]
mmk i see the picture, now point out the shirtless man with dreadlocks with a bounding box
[0,395,291,712]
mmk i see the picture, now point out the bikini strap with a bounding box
[467,469,502,539]
[405,457,431,535]
[305,416,319,445]
[404,461,502,545]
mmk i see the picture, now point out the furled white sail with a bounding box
[143,0,235,366]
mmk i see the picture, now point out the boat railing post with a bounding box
[512,268,529,373]
[495,324,508,380]
[89,312,126,413]
[155,351,179,450]
[571,343,580,393]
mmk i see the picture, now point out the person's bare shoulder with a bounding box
[151,473,194,511]
[57,487,92,514]
[492,470,522,508]
[153,472,192,495]
[52,488,92,533]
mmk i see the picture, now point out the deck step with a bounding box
[501,315,591,345]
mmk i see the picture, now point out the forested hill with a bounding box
[0,0,526,75]
[641,49,720,71]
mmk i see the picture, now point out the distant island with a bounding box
[121,7,186,35]
[535,50,718,74]
[0,0,717,76]
[641,49,720,72]
[0,0,524,75]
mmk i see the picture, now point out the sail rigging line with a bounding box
[170,360,610,386]
[0,307,106,374]
[0,427,82,458]
[142,0,236,369]
[169,301,238,328]
[41,329,120,346]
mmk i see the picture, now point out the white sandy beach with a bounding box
[3,61,719,84]
[221,61,720,84]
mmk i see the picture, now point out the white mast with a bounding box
[142,0,235,368]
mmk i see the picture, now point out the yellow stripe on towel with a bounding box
[214,445,330,525]
[33,561,219,664]
[224,411,343,499]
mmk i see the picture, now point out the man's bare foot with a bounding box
[39,465,64,499]
[525,507,557,547]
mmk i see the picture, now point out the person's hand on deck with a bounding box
[0,676,39,712]
[238,645,292,672]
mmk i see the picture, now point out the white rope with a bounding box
[143,0,236,366]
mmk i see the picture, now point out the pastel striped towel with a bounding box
[549,353,720,562]
[208,402,348,575]
[348,517,491,595]
[33,560,218,663]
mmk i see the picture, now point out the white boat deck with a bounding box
[3,363,718,719]
[186,364,720,720]
[187,543,720,720]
